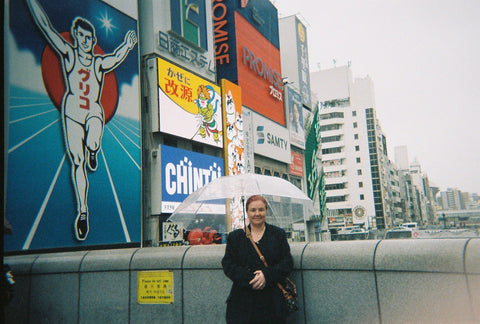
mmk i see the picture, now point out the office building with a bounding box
[310,65,392,229]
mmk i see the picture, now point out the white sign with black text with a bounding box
[251,111,291,164]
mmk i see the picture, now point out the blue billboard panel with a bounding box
[235,0,279,48]
[5,0,141,251]
[161,145,224,213]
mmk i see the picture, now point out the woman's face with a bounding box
[247,199,267,227]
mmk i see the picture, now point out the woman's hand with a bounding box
[249,270,266,290]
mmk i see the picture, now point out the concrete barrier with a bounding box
[4,238,480,323]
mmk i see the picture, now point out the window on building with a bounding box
[321,135,342,143]
[354,134,359,140]
[325,183,346,190]
[323,158,344,166]
[264,169,272,176]
[320,112,345,120]
[291,177,302,190]
[255,167,262,174]
[355,145,360,151]
[325,170,347,178]
[352,111,357,117]
[357,169,362,175]
[322,147,343,155]
[356,157,361,163]
[360,194,365,200]
[353,122,358,128]
[359,182,363,188]
[326,195,347,203]
[320,123,342,131]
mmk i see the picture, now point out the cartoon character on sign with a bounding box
[225,90,245,175]
[195,85,221,142]
[26,0,137,241]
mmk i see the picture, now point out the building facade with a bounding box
[310,65,392,230]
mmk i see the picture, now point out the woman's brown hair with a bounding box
[245,195,268,211]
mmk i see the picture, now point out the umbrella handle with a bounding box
[242,197,246,229]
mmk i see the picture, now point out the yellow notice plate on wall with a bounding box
[137,271,174,304]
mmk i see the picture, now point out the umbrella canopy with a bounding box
[167,173,315,233]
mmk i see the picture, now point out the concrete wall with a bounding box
[4,239,480,323]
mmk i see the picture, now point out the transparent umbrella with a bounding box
[167,173,315,236]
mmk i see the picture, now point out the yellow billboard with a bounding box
[158,58,223,147]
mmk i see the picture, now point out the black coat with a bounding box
[222,223,294,324]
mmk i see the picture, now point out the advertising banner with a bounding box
[286,85,306,149]
[305,108,321,200]
[241,108,255,174]
[252,111,290,164]
[160,145,224,213]
[213,0,280,87]
[304,106,326,219]
[139,0,216,81]
[5,0,141,251]
[290,151,304,177]
[158,58,223,148]
[236,12,284,125]
[295,16,312,108]
[221,79,245,175]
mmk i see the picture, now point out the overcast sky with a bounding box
[273,0,480,195]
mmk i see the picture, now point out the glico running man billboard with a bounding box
[5,0,141,251]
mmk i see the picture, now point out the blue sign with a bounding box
[161,145,224,213]
[236,0,279,48]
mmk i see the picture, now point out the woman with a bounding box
[222,195,294,324]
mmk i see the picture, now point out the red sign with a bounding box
[235,12,285,126]
[290,151,304,177]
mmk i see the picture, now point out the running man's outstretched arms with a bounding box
[98,30,137,72]
[26,0,72,56]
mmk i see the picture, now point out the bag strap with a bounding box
[245,226,268,266]
[244,226,295,297]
